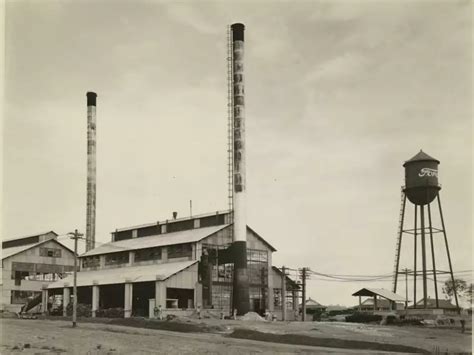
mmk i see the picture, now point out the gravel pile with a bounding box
[240,312,265,321]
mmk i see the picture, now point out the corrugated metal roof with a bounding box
[2,241,44,259]
[2,231,57,243]
[300,298,325,309]
[404,150,439,165]
[352,288,406,302]
[411,298,457,309]
[1,239,74,260]
[115,210,231,232]
[81,225,228,257]
[48,260,197,288]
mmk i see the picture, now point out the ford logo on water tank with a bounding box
[418,168,438,178]
[403,150,441,206]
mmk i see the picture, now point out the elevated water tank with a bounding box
[403,150,440,205]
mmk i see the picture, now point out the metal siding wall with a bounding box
[164,264,198,290]
[246,230,266,250]
[1,241,76,309]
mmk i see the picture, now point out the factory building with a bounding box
[47,211,298,319]
[1,231,76,312]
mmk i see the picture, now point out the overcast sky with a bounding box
[3,0,472,306]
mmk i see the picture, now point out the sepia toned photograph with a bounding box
[1,0,472,353]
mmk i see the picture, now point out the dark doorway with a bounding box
[99,284,124,309]
[77,286,92,304]
[166,288,194,309]
[253,299,261,313]
[132,282,154,317]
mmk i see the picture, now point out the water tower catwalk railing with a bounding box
[392,151,459,311]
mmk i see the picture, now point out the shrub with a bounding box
[65,303,92,317]
[49,305,63,316]
[96,308,124,318]
[345,313,382,323]
[327,309,354,317]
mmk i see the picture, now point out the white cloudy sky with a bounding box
[3,0,472,306]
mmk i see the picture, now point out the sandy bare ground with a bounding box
[198,318,472,353]
[0,318,471,354]
[0,318,393,354]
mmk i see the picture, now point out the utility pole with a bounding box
[301,267,307,322]
[69,229,83,328]
[402,268,411,310]
[281,266,287,321]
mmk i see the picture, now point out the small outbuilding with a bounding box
[409,297,458,312]
[300,297,326,312]
[300,297,326,320]
[352,288,405,312]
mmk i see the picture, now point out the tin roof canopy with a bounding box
[48,260,197,288]
[82,225,228,257]
[352,288,406,302]
[82,224,276,257]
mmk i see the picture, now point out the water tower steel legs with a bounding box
[413,205,417,309]
[420,205,428,308]
[394,152,458,312]
[392,191,459,312]
[437,194,459,310]
[427,203,439,308]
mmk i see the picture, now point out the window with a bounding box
[82,256,100,268]
[114,230,133,241]
[137,225,160,238]
[11,290,41,304]
[105,251,129,266]
[200,214,225,228]
[3,236,40,249]
[166,220,194,233]
[248,249,268,263]
[168,243,192,259]
[13,270,30,285]
[166,288,194,309]
[40,247,61,258]
[273,288,282,309]
[33,273,61,281]
[11,262,73,284]
[212,263,233,283]
[211,284,232,310]
[134,247,162,262]
[247,249,268,285]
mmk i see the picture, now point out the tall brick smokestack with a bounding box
[231,23,250,315]
[86,92,97,252]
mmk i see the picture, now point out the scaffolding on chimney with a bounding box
[226,25,235,313]
[227,25,234,230]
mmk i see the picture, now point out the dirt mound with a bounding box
[229,329,430,353]
[240,312,265,321]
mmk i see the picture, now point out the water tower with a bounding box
[392,150,459,310]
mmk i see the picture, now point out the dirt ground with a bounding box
[198,318,472,353]
[1,318,385,354]
[0,317,471,354]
